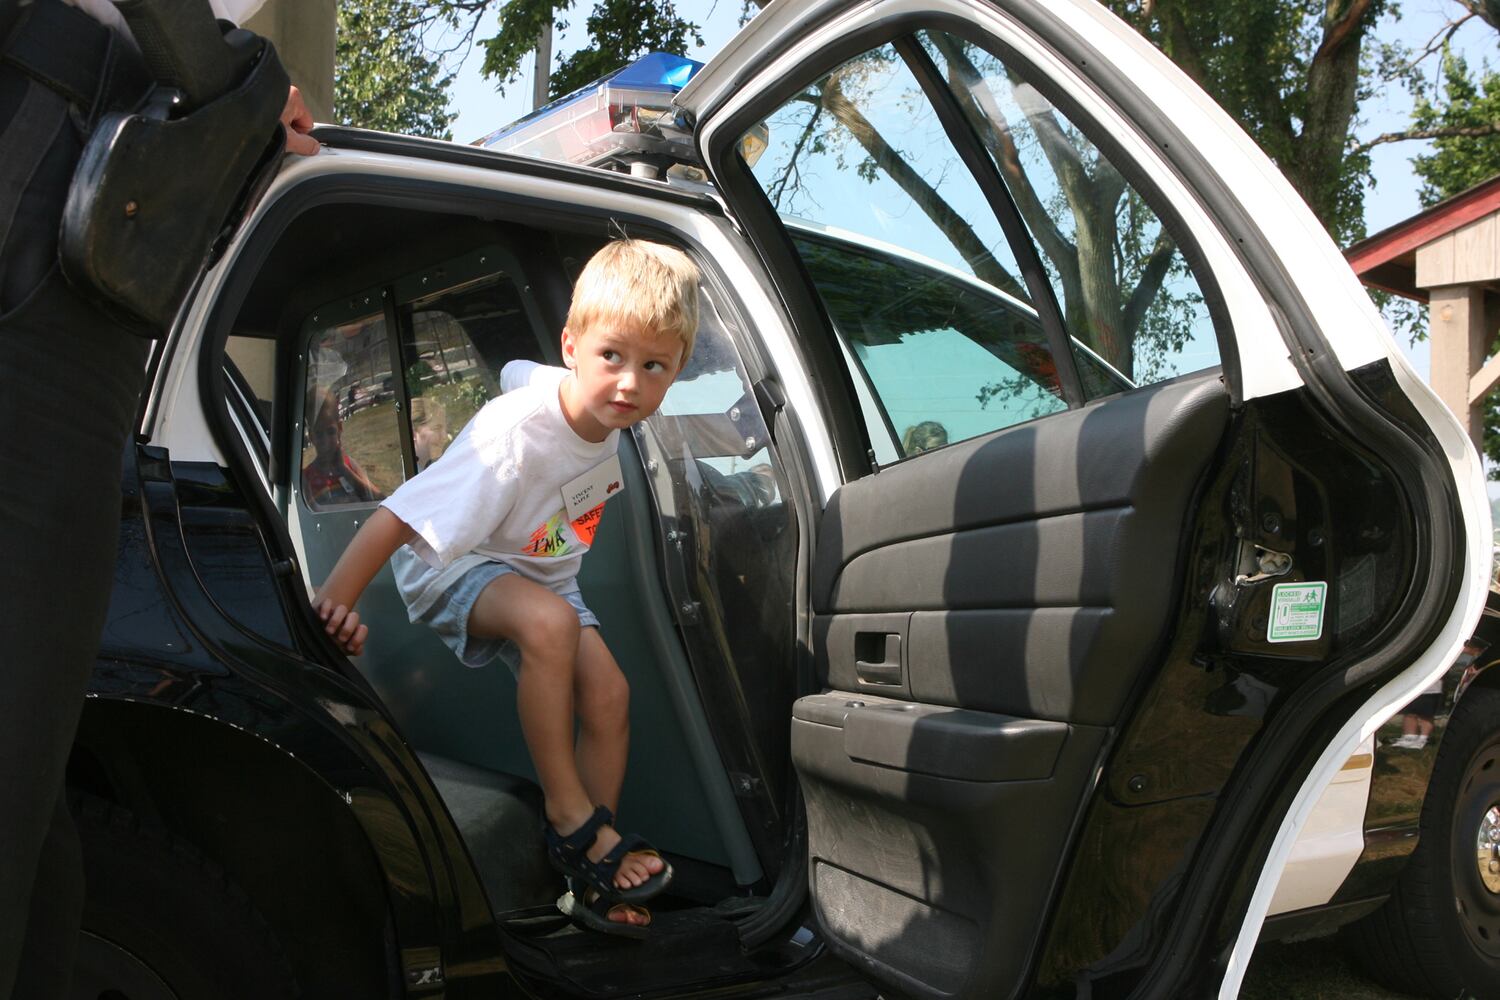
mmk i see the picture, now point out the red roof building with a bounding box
[1346,175,1500,451]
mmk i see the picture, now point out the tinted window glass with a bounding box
[226,334,276,429]
[793,230,1073,457]
[300,305,402,508]
[919,30,1218,389]
[743,42,1070,461]
[397,273,514,472]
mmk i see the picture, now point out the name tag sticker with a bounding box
[561,453,624,522]
[1267,581,1327,643]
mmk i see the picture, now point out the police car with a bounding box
[70,1,1496,998]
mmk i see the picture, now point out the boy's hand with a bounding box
[315,597,368,655]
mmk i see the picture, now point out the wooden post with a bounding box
[1417,213,1500,456]
[1429,286,1490,453]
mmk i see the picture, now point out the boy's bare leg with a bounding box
[467,575,660,898]
[572,628,629,814]
[574,628,664,892]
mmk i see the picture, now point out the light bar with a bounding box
[474,52,705,171]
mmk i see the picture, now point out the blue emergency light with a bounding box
[474,52,705,171]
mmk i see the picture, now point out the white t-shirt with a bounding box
[383,363,620,613]
[67,1,265,37]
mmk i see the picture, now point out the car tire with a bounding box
[1344,684,1500,999]
[68,792,300,1000]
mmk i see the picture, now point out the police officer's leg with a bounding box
[0,10,151,995]
[7,795,85,997]
[0,171,150,1000]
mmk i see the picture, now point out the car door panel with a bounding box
[795,373,1228,998]
[814,375,1229,725]
[793,692,1107,1000]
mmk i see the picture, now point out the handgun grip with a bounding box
[114,0,258,112]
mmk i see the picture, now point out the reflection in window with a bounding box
[634,287,796,816]
[301,310,403,508]
[398,272,513,472]
[793,231,1069,456]
[919,30,1217,389]
[743,43,1071,459]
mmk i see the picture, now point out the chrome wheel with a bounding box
[1476,805,1500,895]
[1454,742,1500,960]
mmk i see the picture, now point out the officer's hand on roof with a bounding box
[282,85,319,156]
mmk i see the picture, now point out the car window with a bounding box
[653,286,783,503]
[917,29,1219,390]
[225,334,276,429]
[634,284,798,797]
[740,35,1222,470]
[297,246,546,512]
[743,42,1070,462]
[396,272,512,472]
[790,228,1134,460]
[300,303,404,509]
[223,335,277,479]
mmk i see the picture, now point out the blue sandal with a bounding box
[557,878,652,939]
[544,805,673,903]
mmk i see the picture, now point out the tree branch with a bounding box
[767,99,822,207]
[928,35,1079,285]
[1151,2,1209,87]
[1121,236,1177,341]
[1315,0,1375,63]
[818,72,1028,300]
[1398,11,1478,72]
[1353,120,1500,153]
[1455,0,1499,32]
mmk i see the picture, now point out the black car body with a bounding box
[62,2,1498,998]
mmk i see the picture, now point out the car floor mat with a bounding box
[500,904,764,996]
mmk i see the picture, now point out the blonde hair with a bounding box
[901,420,949,455]
[410,395,447,432]
[566,239,700,364]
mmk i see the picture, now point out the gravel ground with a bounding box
[1242,938,1425,1000]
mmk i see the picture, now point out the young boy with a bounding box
[302,386,382,505]
[313,239,698,935]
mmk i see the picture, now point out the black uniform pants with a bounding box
[0,5,151,996]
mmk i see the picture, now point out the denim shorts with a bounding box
[406,556,599,673]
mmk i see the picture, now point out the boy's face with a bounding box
[560,323,684,442]
[310,409,342,463]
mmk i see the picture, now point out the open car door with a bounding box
[678,1,1490,997]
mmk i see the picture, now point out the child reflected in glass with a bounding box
[411,396,449,472]
[302,386,382,506]
[902,420,949,456]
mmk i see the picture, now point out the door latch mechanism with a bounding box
[1235,545,1293,586]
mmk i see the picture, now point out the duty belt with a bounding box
[1,0,151,125]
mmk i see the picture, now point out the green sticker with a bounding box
[1268,582,1327,643]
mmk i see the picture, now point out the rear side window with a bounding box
[794,229,1081,460]
[396,273,513,472]
[742,33,1218,467]
[298,246,543,510]
[301,303,403,509]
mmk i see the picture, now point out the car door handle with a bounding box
[855,632,903,686]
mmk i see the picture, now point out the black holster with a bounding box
[55,0,290,330]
